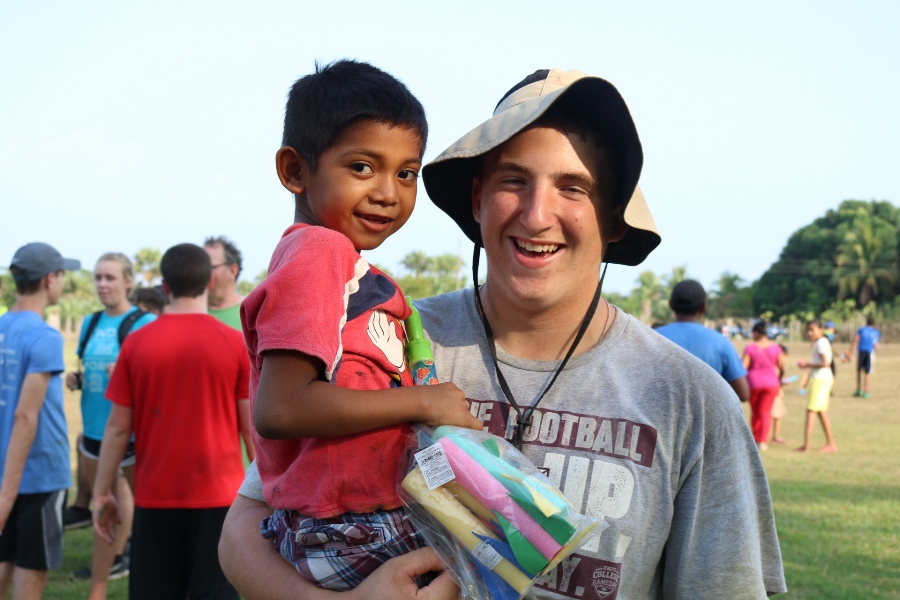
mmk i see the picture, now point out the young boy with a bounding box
[241,60,481,591]
[796,319,837,453]
[0,243,80,598]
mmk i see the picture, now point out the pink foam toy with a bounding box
[438,437,562,560]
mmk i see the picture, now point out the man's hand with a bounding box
[106,362,116,377]
[418,383,483,430]
[65,371,81,391]
[346,547,459,600]
[92,491,121,545]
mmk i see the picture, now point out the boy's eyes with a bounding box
[349,163,374,175]
[398,169,419,181]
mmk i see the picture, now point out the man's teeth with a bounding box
[516,239,559,253]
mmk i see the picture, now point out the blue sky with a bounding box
[1,1,898,294]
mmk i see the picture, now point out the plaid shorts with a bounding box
[261,507,425,590]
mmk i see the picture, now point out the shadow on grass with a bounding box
[770,480,900,599]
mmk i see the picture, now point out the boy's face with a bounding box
[291,121,422,251]
[472,126,626,313]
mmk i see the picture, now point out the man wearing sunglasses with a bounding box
[204,236,245,331]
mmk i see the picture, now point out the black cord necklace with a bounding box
[471,243,609,450]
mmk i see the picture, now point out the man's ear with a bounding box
[161,281,171,296]
[276,147,307,195]
[606,204,629,244]
[472,178,482,224]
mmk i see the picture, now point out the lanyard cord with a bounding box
[471,243,609,450]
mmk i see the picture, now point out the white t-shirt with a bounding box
[810,337,834,381]
[241,289,786,598]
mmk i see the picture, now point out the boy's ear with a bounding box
[276,147,307,195]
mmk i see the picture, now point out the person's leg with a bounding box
[819,411,838,451]
[186,507,239,600]
[864,371,872,395]
[88,475,134,599]
[130,507,189,600]
[855,366,862,395]
[74,434,92,508]
[10,567,49,600]
[748,388,763,442]
[756,388,778,447]
[771,417,783,442]
[0,562,13,597]
[795,410,815,452]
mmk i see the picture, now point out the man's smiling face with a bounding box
[473,125,626,313]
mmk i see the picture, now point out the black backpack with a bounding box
[76,309,148,360]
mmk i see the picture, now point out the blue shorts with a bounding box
[261,507,424,591]
[857,351,872,374]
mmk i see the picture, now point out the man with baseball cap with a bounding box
[656,280,750,402]
[219,69,785,599]
[1,243,80,598]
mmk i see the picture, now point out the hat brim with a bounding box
[61,258,81,271]
[423,76,661,266]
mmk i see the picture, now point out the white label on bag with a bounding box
[472,540,503,570]
[415,443,456,490]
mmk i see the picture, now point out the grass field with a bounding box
[37,340,900,598]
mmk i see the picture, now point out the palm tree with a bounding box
[133,247,162,287]
[400,251,432,279]
[832,213,898,307]
[632,271,664,324]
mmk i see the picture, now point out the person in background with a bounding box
[204,236,244,330]
[770,344,790,444]
[656,280,750,402]
[93,243,253,600]
[742,321,784,451]
[796,319,837,453]
[64,253,156,595]
[131,287,168,316]
[0,243,79,599]
[846,317,880,399]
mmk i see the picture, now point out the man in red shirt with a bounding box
[93,243,253,600]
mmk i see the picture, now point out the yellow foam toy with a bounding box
[401,468,532,594]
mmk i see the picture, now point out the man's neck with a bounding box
[167,294,209,315]
[208,288,243,311]
[12,293,50,316]
[674,313,704,324]
[479,284,613,362]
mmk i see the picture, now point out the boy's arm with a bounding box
[253,350,481,439]
[238,399,255,462]
[92,403,133,544]
[0,372,51,533]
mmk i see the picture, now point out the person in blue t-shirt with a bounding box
[0,242,80,598]
[846,317,881,399]
[656,280,750,402]
[63,253,155,591]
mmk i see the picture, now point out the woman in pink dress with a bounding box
[742,321,785,450]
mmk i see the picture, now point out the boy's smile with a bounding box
[293,121,422,251]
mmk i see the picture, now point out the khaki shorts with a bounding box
[807,377,833,412]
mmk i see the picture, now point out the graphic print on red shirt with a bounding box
[242,224,414,518]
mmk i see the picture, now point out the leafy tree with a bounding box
[133,247,162,287]
[0,269,15,311]
[831,207,898,307]
[393,251,467,300]
[236,269,268,297]
[708,271,754,318]
[629,270,667,324]
[754,200,900,317]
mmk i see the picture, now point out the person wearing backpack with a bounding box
[64,252,155,597]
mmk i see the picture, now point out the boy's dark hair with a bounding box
[131,287,169,314]
[204,236,243,278]
[282,60,428,172]
[867,316,876,326]
[160,244,212,299]
[10,266,42,295]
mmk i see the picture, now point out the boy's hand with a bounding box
[419,383,483,430]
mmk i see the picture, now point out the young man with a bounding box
[0,242,80,599]
[204,236,245,330]
[220,69,786,599]
[656,279,750,402]
[847,316,880,398]
[93,243,253,600]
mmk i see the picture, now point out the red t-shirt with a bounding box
[242,224,414,518]
[106,313,250,508]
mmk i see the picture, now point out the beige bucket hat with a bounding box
[422,69,661,266]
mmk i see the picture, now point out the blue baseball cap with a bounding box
[10,242,81,282]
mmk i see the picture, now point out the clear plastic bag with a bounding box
[399,425,606,600]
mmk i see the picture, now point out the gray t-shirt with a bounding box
[240,288,786,599]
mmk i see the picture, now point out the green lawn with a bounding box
[37,341,900,599]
